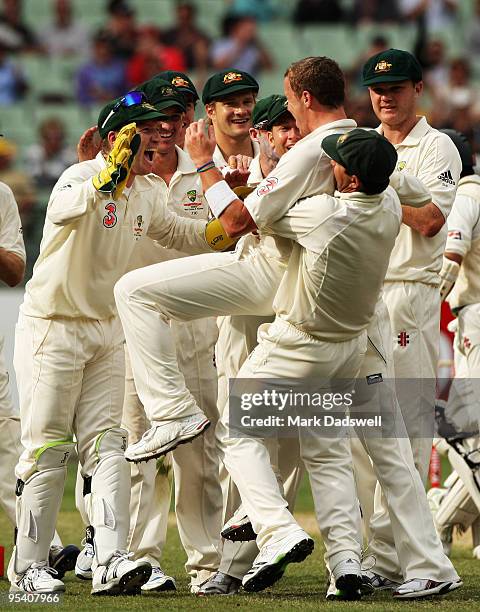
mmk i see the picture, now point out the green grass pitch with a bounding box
[0,462,479,610]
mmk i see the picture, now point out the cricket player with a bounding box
[124,77,223,593]
[0,181,80,580]
[429,129,480,559]
[9,94,220,595]
[359,48,462,591]
[200,95,303,596]
[202,69,260,169]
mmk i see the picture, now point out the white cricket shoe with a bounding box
[10,563,65,593]
[91,551,151,595]
[125,413,210,462]
[197,571,242,596]
[242,530,314,592]
[140,565,176,592]
[393,578,463,599]
[327,557,362,600]
[75,536,95,580]
[360,569,400,594]
[221,515,256,542]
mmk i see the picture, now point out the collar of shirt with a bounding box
[335,190,383,206]
[376,115,430,147]
[306,118,357,144]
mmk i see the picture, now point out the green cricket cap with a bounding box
[136,77,187,113]
[202,69,259,104]
[362,48,422,86]
[322,128,397,194]
[157,70,199,102]
[98,95,166,139]
[252,94,291,129]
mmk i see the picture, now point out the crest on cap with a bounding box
[142,102,158,112]
[375,60,392,73]
[172,76,189,88]
[224,72,243,84]
[338,133,348,144]
[160,86,176,96]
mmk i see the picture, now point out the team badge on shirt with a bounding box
[182,190,204,215]
[133,214,144,239]
[438,170,456,186]
[397,161,407,171]
[256,177,279,196]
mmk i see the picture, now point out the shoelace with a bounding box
[25,564,59,581]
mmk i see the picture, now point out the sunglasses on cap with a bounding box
[101,91,146,130]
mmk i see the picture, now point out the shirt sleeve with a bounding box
[243,143,329,228]
[0,184,26,261]
[444,194,480,257]
[147,194,210,254]
[416,133,462,219]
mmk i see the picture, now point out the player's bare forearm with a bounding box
[0,247,25,286]
[401,202,445,237]
[444,251,463,265]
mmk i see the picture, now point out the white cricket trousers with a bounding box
[114,249,285,424]
[218,318,367,570]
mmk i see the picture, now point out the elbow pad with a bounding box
[439,256,460,302]
[205,218,237,251]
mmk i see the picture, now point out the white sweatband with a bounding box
[205,180,238,218]
[439,256,460,302]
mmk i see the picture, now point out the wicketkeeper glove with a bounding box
[93,123,141,199]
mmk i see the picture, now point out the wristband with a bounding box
[196,160,215,173]
[205,180,238,218]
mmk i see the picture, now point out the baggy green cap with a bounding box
[157,70,199,102]
[252,95,291,129]
[322,128,397,194]
[202,69,259,104]
[98,96,166,138]
[136,77,187,113]
[362,48,422,86]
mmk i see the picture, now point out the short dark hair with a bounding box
[285,56,345,108]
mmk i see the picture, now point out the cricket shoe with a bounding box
[125,413,210,462]
[10,563,65,593]
[393,578,463,599]
[75,526,95,580]
[326,557,362,600]
[140,565,176,592]
[197,571,242,596]
[242,530,314,592]
[221,515,256,542]
[49,544,80,580]
[361,570,400,594]
[91,551,151,595]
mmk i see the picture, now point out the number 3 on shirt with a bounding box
[103,202,117,228]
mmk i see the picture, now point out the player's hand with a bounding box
[92,123,140,199]
[185,119,216,166]
[224,154,252,188]
[77,126,101,162]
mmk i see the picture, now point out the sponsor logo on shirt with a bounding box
[464,336,471,349]
[397,161,407,171]
[58,183,72,191]
[397,331,409,347]
[256,177,279,196]
[133,214,144,238]
[447,230,462,240]
[366,373,383,385]
[438,170,456,186]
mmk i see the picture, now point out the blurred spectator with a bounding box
[468,0,480,55]
[163,2,209,72]
[0,137,36,225]
[421,38,449,90]
[0,0,38,52]
[346,94,379,128]
[103,0,138,61]
[126,26,186,89]
[431,58,480,125]
[293,0,343,23]
[24,118,77,191]
[76,30,126,106]
[399,0,458,32]
[228,0,275,22]
[0,40,27,103]
[39,0,90,58]
[350,0,400,23]
[211,14,273,77]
